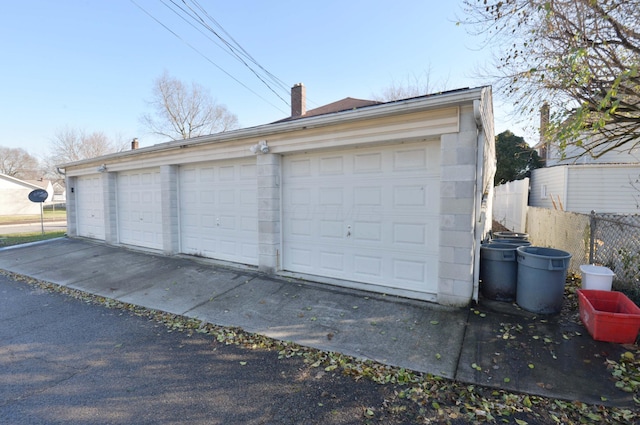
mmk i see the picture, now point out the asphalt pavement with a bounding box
[0,272,403,425]
[0,237,637,412]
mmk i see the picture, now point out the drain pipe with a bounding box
[472,99,488,303]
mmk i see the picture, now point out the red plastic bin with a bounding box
[578,289,640,344]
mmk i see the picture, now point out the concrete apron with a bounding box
[0,238,466,379]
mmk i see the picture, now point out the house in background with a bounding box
[51,181,67,205]
[532,114,640,214]
[0,174,53,215]
[60,85,495,307]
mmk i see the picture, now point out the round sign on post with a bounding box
[28,189,48,235]
[28,189,48,203]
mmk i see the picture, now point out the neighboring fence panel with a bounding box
[493,178,529,233]
[590,213,640,286]
[526,207,590,274]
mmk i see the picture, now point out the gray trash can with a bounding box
[516,246,572,314]
[480,243,518,302]
[493,231,529,241]
[489,238,531,247]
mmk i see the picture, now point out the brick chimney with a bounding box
[131,138,139,150]
[291,83,306,118]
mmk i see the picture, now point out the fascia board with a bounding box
[60,86,486,169]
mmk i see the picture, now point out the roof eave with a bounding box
[59,86,488,169]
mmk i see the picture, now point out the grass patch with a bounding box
[0,210,67,224]
[0,231,66,247]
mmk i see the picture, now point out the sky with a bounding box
[1,1,530,159]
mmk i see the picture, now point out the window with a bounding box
[540,184,548,199]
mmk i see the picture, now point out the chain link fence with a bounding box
[525,208,640,301]
[590,212,640,287]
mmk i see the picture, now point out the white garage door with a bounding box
[117,168,163,250]
[282,141,440,295]
[76,174,105,240]
[179,159,258,265]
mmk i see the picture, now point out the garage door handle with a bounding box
[346,225,351,238]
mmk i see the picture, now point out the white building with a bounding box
[60,86,496,307]
[0,174,53,215]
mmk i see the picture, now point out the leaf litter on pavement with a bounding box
[2,269,639,424]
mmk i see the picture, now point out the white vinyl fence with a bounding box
[492,178,529,233]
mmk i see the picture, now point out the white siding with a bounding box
[546,140,640,166]
[529,167,566,210]
[567,164,640,214]
[0,178,40,215]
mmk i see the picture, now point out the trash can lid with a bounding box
[579,264,615,276]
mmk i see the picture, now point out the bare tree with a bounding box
[460,0,640,159]
[140,71,239,141]
[49,127,126,165]
[373,67,451,102]
[0,146,42,179]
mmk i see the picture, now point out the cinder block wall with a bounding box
[438,107,478,307]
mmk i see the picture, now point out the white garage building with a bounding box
[61,86,495,307]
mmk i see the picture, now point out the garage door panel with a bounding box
[117,169,163,250]
[319,220,342,239]
[353,255,382,277]
[393,223,425,245]
[240,163,257,179]
[283,141,440,295]
[393,258,426,283]
[179,159,258,265]
[354,152,382,172]
[76,175,105,240]
[319,251,344,272]
[393,147,427,170]
[353,221,381,241]
[289,247,313,268]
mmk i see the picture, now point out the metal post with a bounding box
[40,203,44,235]
[589,210,596,264]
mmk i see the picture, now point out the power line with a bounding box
[164,0,290,106]
[130,0,289,115]
[189,0,290,93]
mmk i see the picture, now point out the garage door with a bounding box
[117,168,163,250]
[179,159,258,265]
[76,174,105,240]
[282,141,440,295]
